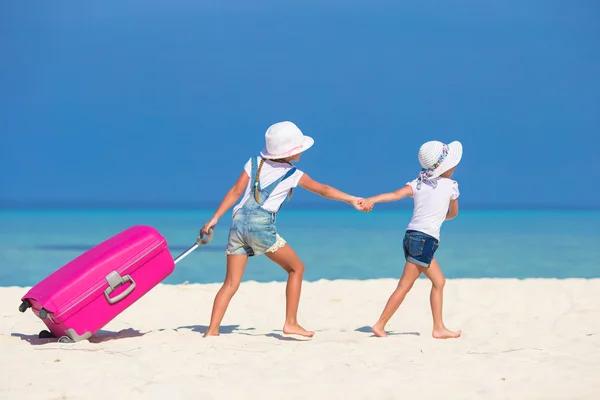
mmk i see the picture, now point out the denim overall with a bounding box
[225,157,297,257]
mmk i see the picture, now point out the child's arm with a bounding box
[366,185,413,205]
[201,171,250,234]
[446,199,459,220]
[298,174,362,209]
[446,180,460,220]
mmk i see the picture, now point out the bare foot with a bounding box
[203,329,219,337]
[432,327,461,339]
[283,323,315,338]
[371,324,388,337]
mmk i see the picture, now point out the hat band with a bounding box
[265,143,303,158]
[416,144,449,190]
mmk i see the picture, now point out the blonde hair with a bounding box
[253,158,294,203]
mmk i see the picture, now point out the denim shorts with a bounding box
[403,230,439,267]
[226,209,286,257]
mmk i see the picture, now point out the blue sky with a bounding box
[1,1,599,208]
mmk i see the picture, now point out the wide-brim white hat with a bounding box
[418,140,463,179]
[260,121,314,160]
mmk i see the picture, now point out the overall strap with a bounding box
[250,156,260,191]
[260,167,297,199]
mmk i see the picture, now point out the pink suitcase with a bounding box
[18,225,213,342]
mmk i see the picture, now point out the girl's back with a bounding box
[406,177,459,240]
[232,156,304,216]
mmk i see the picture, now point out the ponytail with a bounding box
[254,158,266,203]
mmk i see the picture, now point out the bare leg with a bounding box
[265,244,314,338]
[372,262,423,337]
[204,254,248,337]
[422,258,461,339]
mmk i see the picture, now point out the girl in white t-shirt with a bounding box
[201,121,366,338]
[363,140,463,339]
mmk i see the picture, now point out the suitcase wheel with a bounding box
[38,330,55,339]
[58,336,74,343]
[19,300,31,313]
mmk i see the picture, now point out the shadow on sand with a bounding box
[355,326,420,337]
[11,328,146,345]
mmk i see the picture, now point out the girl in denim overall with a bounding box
[201,121,366,337]
[363,140,463,339]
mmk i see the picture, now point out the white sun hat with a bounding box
[416,140,463,188]
[260,121,314,160]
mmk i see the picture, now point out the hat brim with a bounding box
[430,141,463,178]
[260,136,314,160]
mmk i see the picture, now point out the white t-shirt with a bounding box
[405,178,460,241]
[232,157,304,215]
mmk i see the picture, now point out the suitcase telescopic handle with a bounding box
[173,228,214,265]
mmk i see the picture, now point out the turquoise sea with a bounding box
[1,209,599,287]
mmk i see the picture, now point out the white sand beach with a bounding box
[1,278,599,400]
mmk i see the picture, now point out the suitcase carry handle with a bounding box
[173,228,214,265]
[104,271,136,305]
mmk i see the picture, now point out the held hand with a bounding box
[361,198,374,212]
[350,197,363,211]
[202,217,219,235]
[351,197,373,212]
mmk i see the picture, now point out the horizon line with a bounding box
[0,200,598,212]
